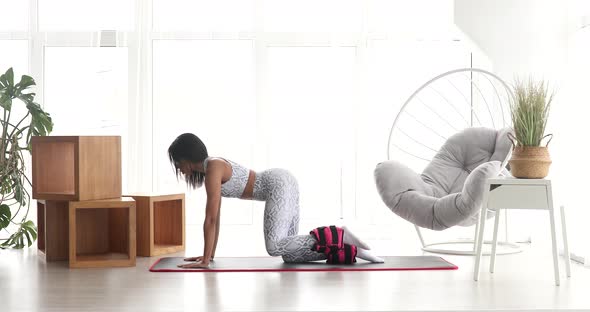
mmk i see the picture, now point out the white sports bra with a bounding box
[203,157,250,198]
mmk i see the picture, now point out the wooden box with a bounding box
[37,200,69,261]
[124,193,185,257]
[68,197,136,268]
[32,136,121,201]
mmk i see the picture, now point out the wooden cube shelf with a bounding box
[124,193,185,257]
[37,200,69,261]
[69,197,136,268]
[32,136,122,201]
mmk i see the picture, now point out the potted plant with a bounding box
[508,78,554,179]
[0,68,53,248]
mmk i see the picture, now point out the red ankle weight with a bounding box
[326,243,357,264]
[310,225,357,264]
[310,225,344,253]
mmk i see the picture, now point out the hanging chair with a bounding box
[374,68,521,255]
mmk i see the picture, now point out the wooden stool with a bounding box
[32,136,122,201]
[37,200,69,261]
[68,197,136,268]
[124,193,185,257]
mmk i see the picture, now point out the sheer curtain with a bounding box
[1,0,493,255]
[126,0,152,194]
[143,0,468,255]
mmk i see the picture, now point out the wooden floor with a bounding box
[2,228,590,312]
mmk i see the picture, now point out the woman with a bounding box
[168,133,383,268]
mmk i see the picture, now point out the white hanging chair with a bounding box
[378,68,521,256]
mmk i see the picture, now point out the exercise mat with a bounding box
[149,256,457,272]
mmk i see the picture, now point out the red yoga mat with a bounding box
[149,256,458,272]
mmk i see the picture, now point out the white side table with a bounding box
[473,177,571,285]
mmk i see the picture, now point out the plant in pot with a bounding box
[508,78,554,179]
[0,68,53,248]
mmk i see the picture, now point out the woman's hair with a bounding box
[168,133,208,189]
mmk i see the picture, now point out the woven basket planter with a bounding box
[509,146,552,179]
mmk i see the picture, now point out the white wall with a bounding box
[455,0,590,262]
[455,0,569,79]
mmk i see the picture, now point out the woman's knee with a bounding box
[265,241,281,257]
[281,253,297,263]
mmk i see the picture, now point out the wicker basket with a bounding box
[509,146,552,178]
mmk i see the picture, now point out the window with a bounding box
[0,1,28,31]
[153,40,255,225]
[0,40,28,75]
[153,0,254,32]
[262,0,362,32]
[8,0,474,243]
[39,0,135,31]
[355,40,471,225]
[44,47,129,188]
[368,0,454,36]
[265,47,356,221]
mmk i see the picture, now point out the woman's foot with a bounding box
[342,225,371,250]
[356,248,384,263]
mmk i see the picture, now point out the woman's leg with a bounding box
[261,169,382,263]
[262,169,326,263]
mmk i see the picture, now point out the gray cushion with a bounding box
[375,127,512,230]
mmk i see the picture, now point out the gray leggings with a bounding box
[252,168,326,263]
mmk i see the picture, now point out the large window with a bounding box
[147,0,466,230]
[0,40,28,76]
[262,0,362,32]
[0,1,28,31]
[356,40,471,227]
[44,47,128,136]
[38,0,135,31]
[368,0,454,35]
[265,47,356,222]
[153,40,256,225]
[2,0,480,237]
[153,0,254,32]
[44,47,129,189]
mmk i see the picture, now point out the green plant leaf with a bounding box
[0,180,12,195]
[17,93,35,104]
[21,221,37,247]
[0,68,15,88]
[0,68,48,249]
[23,228,31,244]
[0,220,37,249]
[27,101,53,139]
[0,204,11,229]
[0,232,16,249]
[5,68,14,87]
[15,75,35,92]
[13,178,25,205]
[24,220,37,241]
[0,93,12,110]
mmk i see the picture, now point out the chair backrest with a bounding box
[387,68,514,173]
[421,127,512,197]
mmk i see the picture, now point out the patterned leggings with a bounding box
[253,168,326,263]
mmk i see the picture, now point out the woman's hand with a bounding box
[177,261,210,269]
[183,256,213,262]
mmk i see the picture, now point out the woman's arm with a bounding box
[211,199,221,259]
[200,161,224,265]
[180,199,220,264]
